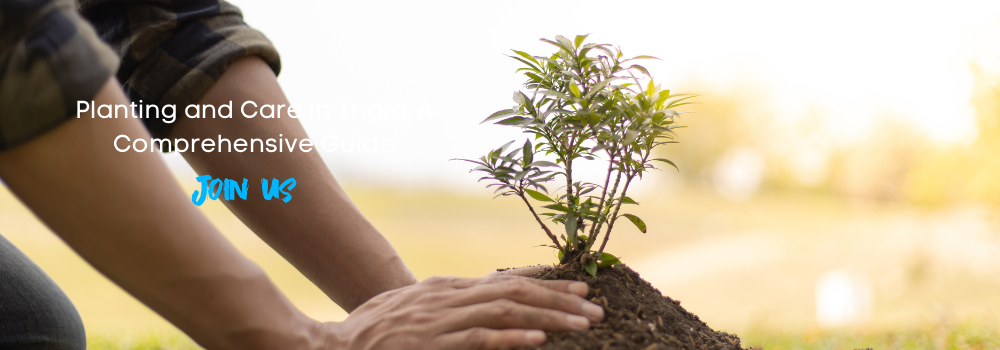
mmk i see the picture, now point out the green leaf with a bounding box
[540,90,570,100]
[525,189,553,202]
[492,141,516,160]
[565,213,578,238]
[570,83,581,98]
[585,112,603,126]
[543,203,571,213]
[621,214,646,233]
[666,95,698,108]
[621,196,638,205]
[630,55,661,60]
[652,158,679,171]
[597,252,622,267]
[530,161,559,167]
[511,50,538,64]
[574,34,589,48]
[513,169,531,181]
[513,91,527,105]
[558,249,565,261]
[540,38,573,54]
[624,129,638,144]
[497,117,529,125]
[508,56,541,71]
[630,64,651,78]
[522,139,533,165]
[584,77,619,100]
[555,35,574,52]
[656,90,671,108]
[585,259,597,276]
[482,109,518,123]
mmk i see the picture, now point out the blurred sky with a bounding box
[163,0,1000,190]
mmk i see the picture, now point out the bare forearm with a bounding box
[172,57,416,311]
[0,79,317,350]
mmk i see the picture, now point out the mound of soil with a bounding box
[518,263,745,350]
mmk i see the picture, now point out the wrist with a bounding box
[306,321,347,350]
[215,314,325,350]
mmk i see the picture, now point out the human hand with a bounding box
[319,274,603,350]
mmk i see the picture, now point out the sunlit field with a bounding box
[7,3,1000,347]
[82,323,1000,350]
[8,72,1000,349]
[4,180,1000,349]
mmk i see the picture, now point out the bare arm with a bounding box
[0,77,604,350]
[0,79,317,349]
[170,57,416,311]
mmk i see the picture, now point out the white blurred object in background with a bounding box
[815,269,873,328]
[712,146,766,202]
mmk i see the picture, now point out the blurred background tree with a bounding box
[903,65,1000,208]
[655,66,1000,211]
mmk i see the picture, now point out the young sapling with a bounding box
[458,34,693,276]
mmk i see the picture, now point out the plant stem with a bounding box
[597,144,652,256]
[589,129,630,250]
[563,125,577,250]
[564,155,575,249]
[518,193,563,252]
[596,175,633,256]
[594,163,623,250]
[585,154,616,249]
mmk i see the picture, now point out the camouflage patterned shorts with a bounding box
[0,0,281,149]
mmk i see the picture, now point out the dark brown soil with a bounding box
[515,263,745,350]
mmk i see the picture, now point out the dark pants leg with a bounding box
[0,234,85,350]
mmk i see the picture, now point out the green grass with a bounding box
[87,331,200,350]
[742,321,1000,350]
[86,321,1000,350]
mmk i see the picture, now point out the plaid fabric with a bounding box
[0,0,280,150]
[81,0,281,138]
[0,0,119,150]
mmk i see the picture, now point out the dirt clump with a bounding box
[516,263,745,350]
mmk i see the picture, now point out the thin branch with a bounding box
[588,132,630,250]
[592,158,623,250]
[564,152,575,248]
[518,193,563,252]
[597,175,633,256]
[597,142,652,256]
[585,153,616,248]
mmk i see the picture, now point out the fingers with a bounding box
[422,274,589,297]
[436,299,591,333]
[433,328,546,350]
[488,264,552,277]
[521,278,590,297]
[442,278,603,322]
[420,276,488,289]
[480,275,589,297]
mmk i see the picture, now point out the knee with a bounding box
[0,249,86,349]
[0,292,87,350]
[35,300,87,350]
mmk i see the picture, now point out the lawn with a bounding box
[85,321,1000,350]
[3,183,998,349]
[742,320,1000,350]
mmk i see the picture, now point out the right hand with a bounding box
[318,274,605,350]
